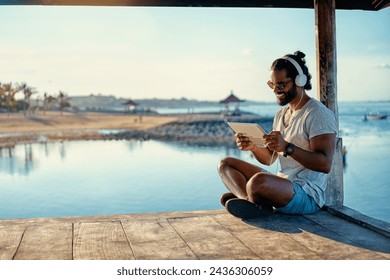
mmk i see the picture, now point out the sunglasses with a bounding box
[267,79,292,91]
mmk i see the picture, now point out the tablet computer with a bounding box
[227,122,267,147]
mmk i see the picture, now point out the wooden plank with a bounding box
[168,216,259,260]
[73,221,134,260]
[214,214,322,260]
[0,210,226,226]
[326,206,390,238]
[122,219,196,260]
[0,225,25,260]
[13,223,72,260]
[305,211,390,258]
[269,214,385,259]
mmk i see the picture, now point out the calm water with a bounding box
[1,101,389,221]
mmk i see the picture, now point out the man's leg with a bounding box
[217,157,263,199]
[218,157,295,207]
[246,172,295,208]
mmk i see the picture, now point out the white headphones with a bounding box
[282,56,307,87]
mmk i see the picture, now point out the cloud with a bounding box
[376,63,390,69]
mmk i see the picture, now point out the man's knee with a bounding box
[246,173,273,203]
[247,172,271,189]
[217,157,236,172]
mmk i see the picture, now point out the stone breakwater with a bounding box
[109,116,274,146]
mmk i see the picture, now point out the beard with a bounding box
[276,85,297,106]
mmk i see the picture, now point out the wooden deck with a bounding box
[0,209,389,260]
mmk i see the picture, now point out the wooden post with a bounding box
[314,0,343,206]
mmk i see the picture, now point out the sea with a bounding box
[0,101,389,222]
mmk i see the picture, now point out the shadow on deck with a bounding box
[0,208,389,260]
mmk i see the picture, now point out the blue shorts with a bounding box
[277,182,320,215]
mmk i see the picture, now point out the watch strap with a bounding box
[283,143,295,157]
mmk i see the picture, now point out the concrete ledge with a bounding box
[326,205,390,238]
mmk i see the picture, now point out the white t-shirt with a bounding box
[273,98,338,207]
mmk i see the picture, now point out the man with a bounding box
[217,51,337,219]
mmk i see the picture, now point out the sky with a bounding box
[0,5,389,102]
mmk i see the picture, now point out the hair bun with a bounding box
[294,50,306,60]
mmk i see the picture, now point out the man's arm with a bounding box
[289,133,336,173]
[264,131,336,173]
[235,133,275,165]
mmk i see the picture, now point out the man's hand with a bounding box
[263,131,288,153]
[235,133,256,151]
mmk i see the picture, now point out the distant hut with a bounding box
[219,90,245,116]
[122,99,138,113]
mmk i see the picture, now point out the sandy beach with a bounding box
[0,112,178,147]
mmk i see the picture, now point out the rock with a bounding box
[105,116,273,146]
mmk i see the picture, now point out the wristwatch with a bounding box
[283,143,295,157]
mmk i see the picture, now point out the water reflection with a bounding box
[0,144,35,176]
[59,141,66,160]
[0,136,388,222]
[0,139,243,178]
[0,139,243,219]
[0,140,72,176]
[126,139,144,153]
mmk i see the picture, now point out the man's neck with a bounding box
[289,91,306,112]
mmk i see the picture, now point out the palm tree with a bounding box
[46,94,56,112]
[43,92,48,114]
[18,82,37,116]
[1,82,20,115]
[58,90,70,115]
[0,82,4,110]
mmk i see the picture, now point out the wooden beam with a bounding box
[1,0,388,10]
[325,137,344,205]
[315,0,338,118]
[315,0,343,206]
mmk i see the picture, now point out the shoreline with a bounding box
[1,111,273,147]
[0,111,178,133]
[0,111,177,147]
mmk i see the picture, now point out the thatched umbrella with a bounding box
[219,90,245,116]
[122,99,138,112]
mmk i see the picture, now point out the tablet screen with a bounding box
[227,122,266,146]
